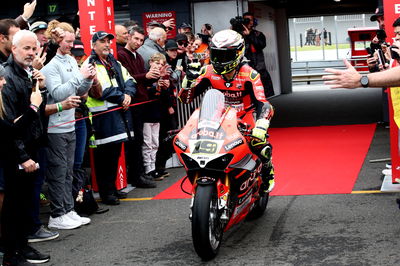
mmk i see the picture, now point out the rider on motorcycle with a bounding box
[179,29,275,192]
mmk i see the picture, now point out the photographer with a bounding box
[230,12,274,97]
[365,5,390,128]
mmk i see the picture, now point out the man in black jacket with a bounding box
[1,29,50,265]
[242,12,274,97]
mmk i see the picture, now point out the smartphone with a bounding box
[176,59,182,68]
[40,42,49,57]
[377,49,387,69]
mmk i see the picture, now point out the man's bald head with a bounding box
[115,24,128,45]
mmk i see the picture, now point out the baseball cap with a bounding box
[71,39,86,57]
[146,21,166,31]
[92,31,114,43]
[30,21,48,33]
[179,22,192,29]
[147,21,162,27]
[370,6,384,22]
[165,39,178,50]
[175,33,188,42]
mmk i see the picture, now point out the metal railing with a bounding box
[291,57,369,84]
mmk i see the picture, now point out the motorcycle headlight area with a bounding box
[181,153,234,170]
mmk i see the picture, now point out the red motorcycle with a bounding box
[173,89,269,260]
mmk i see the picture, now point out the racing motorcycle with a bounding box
[173,89,269,261]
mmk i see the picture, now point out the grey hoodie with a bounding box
[42,53,93,134]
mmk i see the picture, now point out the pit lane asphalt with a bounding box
[33,88,400,265]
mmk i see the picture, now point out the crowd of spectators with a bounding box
[0,1,274,264]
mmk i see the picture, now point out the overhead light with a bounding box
[334,0,341,2]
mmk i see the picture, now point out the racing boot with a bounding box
[260,144,275,193]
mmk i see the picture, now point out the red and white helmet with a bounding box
[210,29,245,75]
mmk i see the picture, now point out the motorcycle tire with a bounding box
[248,190,269,219]
[192,185,222,261]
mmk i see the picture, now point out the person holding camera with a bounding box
[241,12,274,97]
[323,17,400,90]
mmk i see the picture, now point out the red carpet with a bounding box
[153,124,376,199]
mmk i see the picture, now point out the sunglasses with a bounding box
[178,41,188,47]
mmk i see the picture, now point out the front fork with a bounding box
[189,173,231,224]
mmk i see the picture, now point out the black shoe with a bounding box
[27,226,59,243]
[95,207,109,214]
[157,170,170,178]
[3,253,34,266]
[20,245,50,264]
[134,176,157,188]
[148,170,164,181]
[114,190,128,199]
[142,173,154,180]
[102,195,120,205]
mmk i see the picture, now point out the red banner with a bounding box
[142,11,177,39]
[78,0,117,57]
[384,0,400,183]
[90,143,127,192]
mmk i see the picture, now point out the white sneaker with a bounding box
[48,214,81,230]
[382,169,392,176]
[66,210,91,225]
[386,163,392,169]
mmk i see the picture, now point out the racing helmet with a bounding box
[209,29,245,75]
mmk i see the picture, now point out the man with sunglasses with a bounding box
[175,33,189,72]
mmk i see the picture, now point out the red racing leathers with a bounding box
[179,63,274,127]
[179,63,275,189]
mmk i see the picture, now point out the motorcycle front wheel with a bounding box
[192,184,223,261]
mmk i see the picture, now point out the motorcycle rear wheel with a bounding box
[192,185,223,261]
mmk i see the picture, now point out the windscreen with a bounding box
[198,89,225,128]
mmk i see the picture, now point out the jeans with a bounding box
[73,119,87,197]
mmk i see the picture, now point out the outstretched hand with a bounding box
[322,59,361,89]
[22,0,37,20]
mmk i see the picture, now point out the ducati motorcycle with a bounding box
[173,89,269,261]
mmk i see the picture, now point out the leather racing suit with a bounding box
[179,63,275,189]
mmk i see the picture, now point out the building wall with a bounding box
[128,0,190,30]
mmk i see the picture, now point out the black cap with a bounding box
[92,31,114,43]
[179,22,192,29]
[370,6,384,22]
[165,39,178,50]
[71,39,86,57]
[147,21,162,27]
[175,33,188,42]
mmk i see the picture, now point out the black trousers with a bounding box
[93,142,121,200]
[126,105,146,184]
[2,164,35,256]
[155,112,178,172]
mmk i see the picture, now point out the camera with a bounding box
[376,29,387,44]
[391,45,400,60]
[230,16,250,34]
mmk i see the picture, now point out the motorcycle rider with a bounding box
[179,29,275,192]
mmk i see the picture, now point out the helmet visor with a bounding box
[210,48,237,64]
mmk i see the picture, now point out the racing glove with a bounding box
[186,62,202,81]
[251,118,270,143]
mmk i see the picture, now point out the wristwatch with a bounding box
[360,75,369,88]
